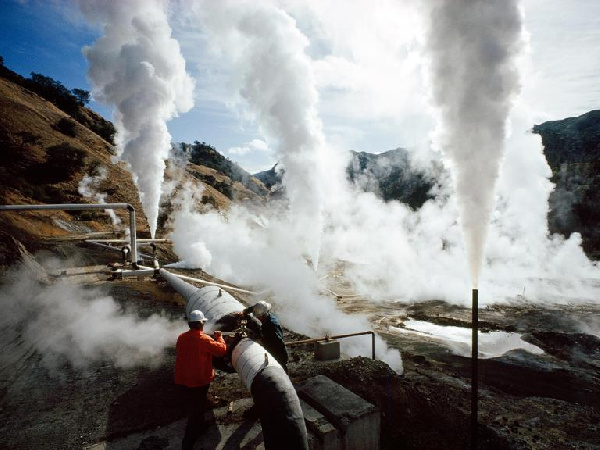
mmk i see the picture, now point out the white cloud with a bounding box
[226,138,270,156]
[521,0,600,120]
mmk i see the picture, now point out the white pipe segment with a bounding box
[159,269,244,332]
[233,338,282,390]
[185,285,245,322]
[170,272,254,294]
[85,239,171,244]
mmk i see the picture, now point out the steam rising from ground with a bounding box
[78,165,122,228]
[0,263,184,373]
[171,191,403,372]
[79,0,194,237]
[427,0,523,287]
[194,0,326,267]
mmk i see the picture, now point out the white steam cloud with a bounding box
[78,165,122,228]
[170,189,403,372]
[427,0,524,287]
[0,263,184,373]
[195,0,326,267]
[79,0,194,237]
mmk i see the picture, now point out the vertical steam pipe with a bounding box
[127,204,137,265]
[471,288,479,449]
[159,269,308,450]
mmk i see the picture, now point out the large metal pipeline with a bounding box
[159,269,308,449]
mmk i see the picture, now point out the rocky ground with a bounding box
[0,240,599,450]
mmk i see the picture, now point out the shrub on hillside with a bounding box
[0,62,117,145]
[45,142,86,182]
[93,119,116,144]
[27,73,80,116]
[71,88,90,106]
[16,131,41,149]
[55,118,77,137]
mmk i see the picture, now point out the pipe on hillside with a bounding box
[163,271,255,295]
[85,238,171,244]
[0,203,138,264]
[159,269,308,450]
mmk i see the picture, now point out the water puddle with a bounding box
[389,319,545,358]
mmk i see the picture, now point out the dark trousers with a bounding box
[179,384,210,450]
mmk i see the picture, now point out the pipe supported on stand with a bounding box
[285,331,376,360]
[0,203,139,264]
[159,269,308,450]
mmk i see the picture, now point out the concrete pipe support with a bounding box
[159,269,308,450]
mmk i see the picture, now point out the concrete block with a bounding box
[298,375,380,450]
[314,340,340,361]
[301,400,341,450]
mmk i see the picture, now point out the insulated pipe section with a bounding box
[159,269,308,450]
[85,238,170,244]
[0,203,138,264]
[159,269,246,323]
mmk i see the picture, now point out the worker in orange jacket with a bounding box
[175,309,227,450]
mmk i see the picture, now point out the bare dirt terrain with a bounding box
[0,239,599,450]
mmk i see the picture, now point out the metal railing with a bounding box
[285,331,376,360]
[0,203,139,264]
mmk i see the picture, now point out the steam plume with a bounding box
[196,0,326,266]
[78,0,194,237]
[0,262,184,373]
[78,166,122,228]
[427,0,523,287]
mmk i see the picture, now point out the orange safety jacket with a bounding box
[175,329,227,387]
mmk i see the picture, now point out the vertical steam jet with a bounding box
[79,0,194,238]
[198,0,325,268]
[428,0,523,287]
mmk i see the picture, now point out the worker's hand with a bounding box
[213,330,222,339]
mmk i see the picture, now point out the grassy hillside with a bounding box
[0,75,150,264]
[0,67,267,267]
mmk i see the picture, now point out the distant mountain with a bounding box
[533,110,600,167]
[254,148,435,210]
[533,110,600,258]
[177,141,268,198]
[253,163,282,191]
[347,149,435,209]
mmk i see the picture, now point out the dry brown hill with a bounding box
[0,76,150,263]
[0,74,267,267]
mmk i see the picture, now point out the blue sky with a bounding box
[0,1,110,116]
[1,0,598,173]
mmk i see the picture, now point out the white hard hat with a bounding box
[252,301,271,316]
[188,310,208,323]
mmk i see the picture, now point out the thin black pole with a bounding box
[471,288,479,449]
